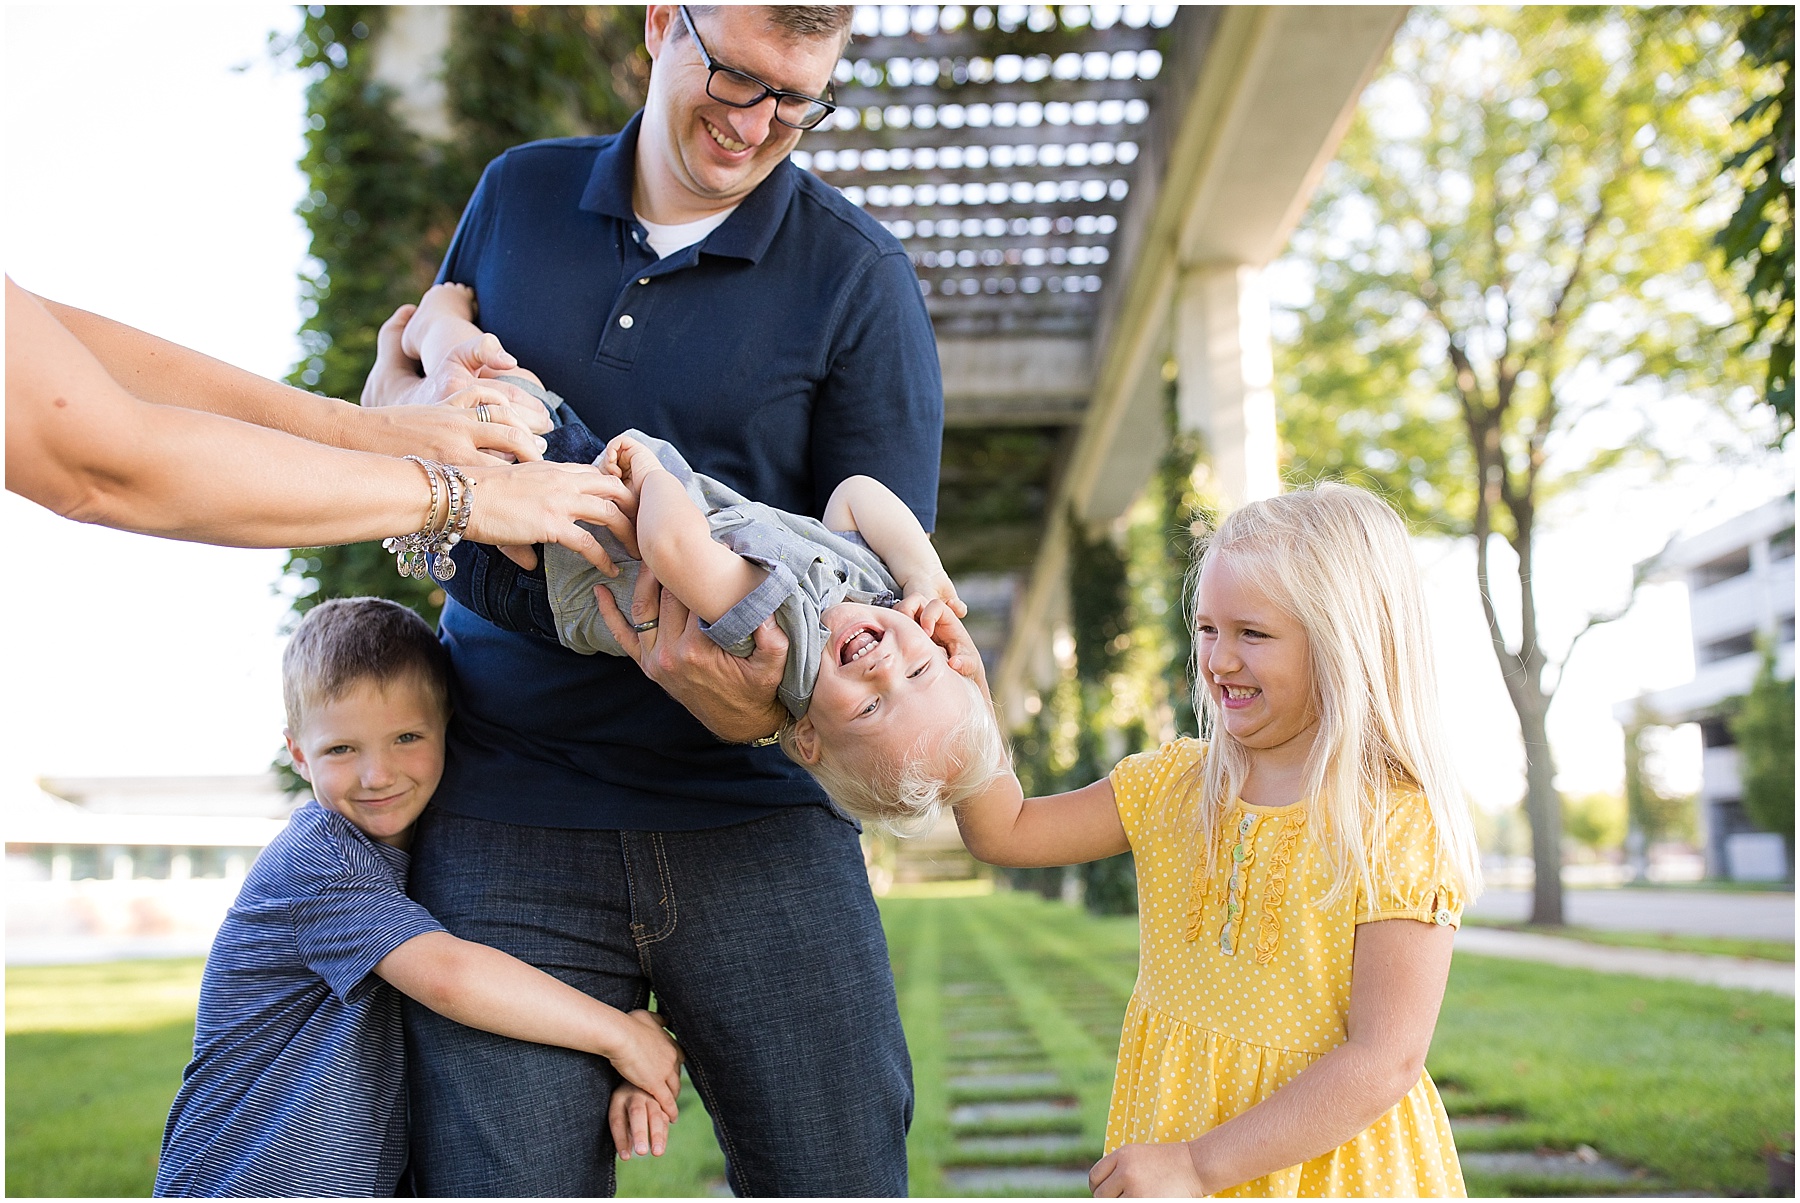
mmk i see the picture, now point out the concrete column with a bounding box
[1173,264,1281,508]
[369,6,455,141]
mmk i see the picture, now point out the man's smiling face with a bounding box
[638,5,843,220]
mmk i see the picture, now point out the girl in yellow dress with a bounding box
[943,483,1484,1197]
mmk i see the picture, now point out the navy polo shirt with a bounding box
[432,112,943,831]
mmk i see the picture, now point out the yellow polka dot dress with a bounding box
[1105,739,1466,1197]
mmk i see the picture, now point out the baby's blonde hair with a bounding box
[782,674,1009,837]
[1187,484,1483,908]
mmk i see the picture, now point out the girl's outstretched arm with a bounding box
[1089,918,1455,1197]
[955,775,1129,868]
[906,600,1128,867]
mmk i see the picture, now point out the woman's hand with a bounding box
[463,460,640,575]
[352,393,549,465]
[360,303,554,434]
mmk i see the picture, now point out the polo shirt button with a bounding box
[619,315,635,329]
[638,277,650,285]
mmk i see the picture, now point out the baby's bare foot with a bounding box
[402,283,478,360]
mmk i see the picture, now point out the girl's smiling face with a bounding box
[1193,556,1319,759]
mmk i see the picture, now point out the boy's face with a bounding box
[284,677,447,848]
[792,604,975,763]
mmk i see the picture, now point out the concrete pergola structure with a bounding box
[809,5,1405,720]
[368,4,1406,721]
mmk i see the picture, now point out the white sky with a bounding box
[1,5,1791,813]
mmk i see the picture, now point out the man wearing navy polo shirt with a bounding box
[373,5,938,1197]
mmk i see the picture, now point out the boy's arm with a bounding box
[825,475,962,614]
[375,931,681,1118]
[633,469,769,625]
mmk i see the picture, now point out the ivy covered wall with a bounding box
[279,5,646,622]
[1008,383,1213,913]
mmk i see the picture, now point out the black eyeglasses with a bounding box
[678,5,838,131]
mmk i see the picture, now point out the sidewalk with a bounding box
[1466,887,1794,940]
[1455,925,1795,995]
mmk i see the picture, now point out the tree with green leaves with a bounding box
[1621,709,1699,870]
[1276,7,1764,924]
[1719,5,1794,440]
[1731,645,1795,863]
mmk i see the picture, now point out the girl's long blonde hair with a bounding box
[1187,484,1483,908]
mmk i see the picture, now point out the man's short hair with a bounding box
[686,5,854,40]
[282,597,451,731]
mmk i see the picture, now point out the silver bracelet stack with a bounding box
[383,455,476,582]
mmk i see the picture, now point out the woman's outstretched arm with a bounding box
[30,285,545,465]
[6,276,636,565]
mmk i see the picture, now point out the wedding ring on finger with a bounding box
[631,619,660,633]
[475,403,494,423]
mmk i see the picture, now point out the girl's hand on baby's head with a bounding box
[901,569,967,618]
[897,597,988,695]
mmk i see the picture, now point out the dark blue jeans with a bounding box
[403,804,912,1197]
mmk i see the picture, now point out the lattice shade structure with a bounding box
[795,5,1179,340]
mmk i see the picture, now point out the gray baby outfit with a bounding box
[543,429,898,720]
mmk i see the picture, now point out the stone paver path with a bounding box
[1455,926,1794,995]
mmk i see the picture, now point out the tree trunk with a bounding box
[1517,694,1565,925]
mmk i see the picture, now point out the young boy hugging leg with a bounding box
[153,598,681,1198]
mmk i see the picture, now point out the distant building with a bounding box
[6,774,297,963]
[1615,493,1795,880]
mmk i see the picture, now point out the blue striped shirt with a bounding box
[154,801,444,1197]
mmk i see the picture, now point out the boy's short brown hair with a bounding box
[282,598,451,731]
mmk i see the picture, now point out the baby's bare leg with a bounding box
[402,283,483,369]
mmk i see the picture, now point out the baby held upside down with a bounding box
[404,283,1007,832]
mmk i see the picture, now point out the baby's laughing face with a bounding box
[790,603,978,765]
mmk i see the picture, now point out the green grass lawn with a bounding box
[1437,953,1793,1195]
[1461,915,1795,962]
[7,959,206,1198]
[8,893,1792,1197]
